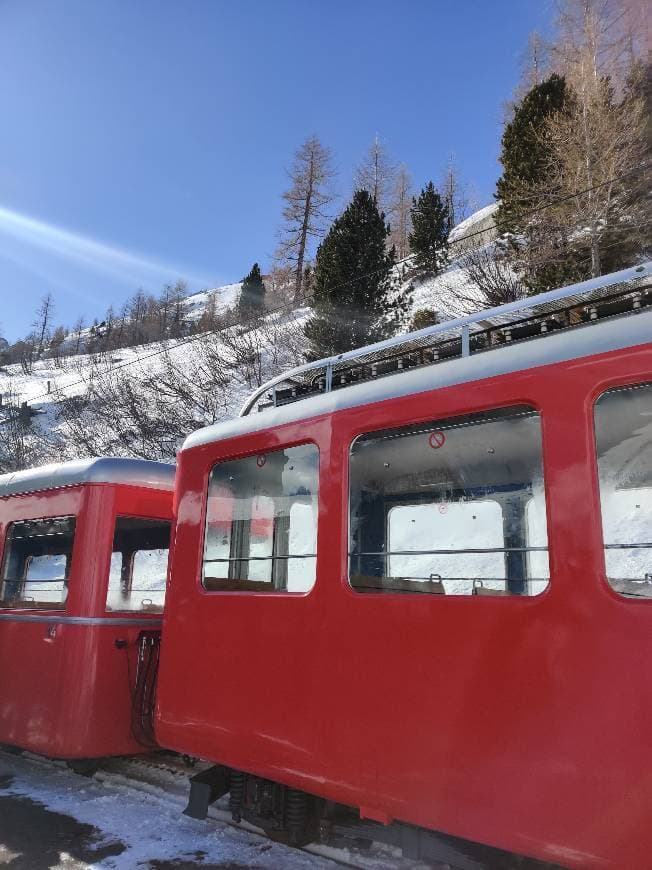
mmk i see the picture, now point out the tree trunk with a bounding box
[293,153,315,304]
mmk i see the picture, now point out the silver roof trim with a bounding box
[0,614,162,626]
[0,457,175,498]
[240,261,652,416]
[182,307,652,452]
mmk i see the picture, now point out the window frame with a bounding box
[0,515,77,611]
[106,514,171,614]
[200,438,321,596]
[592,379,652,604]
[346,402,551,599]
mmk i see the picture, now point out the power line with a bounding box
[450,160,652,245]
[17,160,652,409]
[24,301,311,408]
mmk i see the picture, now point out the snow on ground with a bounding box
[0,749,433,870]
[407,258,485,319]
[0,750,340,870]
[182,282,243,322]
[0,340,185,451]
[2,204,501,449]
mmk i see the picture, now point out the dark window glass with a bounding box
[0,517,76,609]
[107,517,171,612]
[349,406,549,596]
[203,443,318,592]
[594,382,652,599]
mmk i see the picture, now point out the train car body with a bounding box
[0,458,174,760]
[156,265,652,868]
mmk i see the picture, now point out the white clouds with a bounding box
[0,204,213,290]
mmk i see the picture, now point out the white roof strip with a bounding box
[0,457,175,498]
[183,306,652,451]
[240,262,652,416]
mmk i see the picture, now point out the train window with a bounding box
[594,382,652,599]
[0,517,76,609]
[349,406,549,595]
[203,443,319,592]
[107,517,171,612]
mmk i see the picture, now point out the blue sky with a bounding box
[0,0,551,340]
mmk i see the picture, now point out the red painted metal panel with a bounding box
[156,341,652,869]
[0,481,172,758]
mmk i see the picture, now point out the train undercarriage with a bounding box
[183,763,557,869]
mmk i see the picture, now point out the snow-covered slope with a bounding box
[1,205,500,468]
[182,281,242,321]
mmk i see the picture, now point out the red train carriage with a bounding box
[0,457,174,762]
[156,264,652,868]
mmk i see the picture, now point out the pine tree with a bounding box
[495,73,581,292]
[496,73,569,233]
[238,263,266,314]
[304,190,407,359]
[408,183,449,276]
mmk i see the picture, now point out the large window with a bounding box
[594,382,652,599]
[0,517,76,609]
[107,517,171,612]
[349,406,549,596]
[203,443,319,592]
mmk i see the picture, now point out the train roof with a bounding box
[183,263,652,452]
[0,457,176,498]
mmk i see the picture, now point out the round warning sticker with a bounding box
[429,431,446,449]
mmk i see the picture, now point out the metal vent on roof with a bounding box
[240,263,652,417]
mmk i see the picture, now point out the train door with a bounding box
[0,510,79,752]
[157,429,327,776]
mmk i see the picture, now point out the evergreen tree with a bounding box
[408,182,449,276]
[304,190,408,359]
[495,73,582,292]
[238,263,266,314]
[496,73,569,232]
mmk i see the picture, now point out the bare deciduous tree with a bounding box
[499,0,650,286]
[440,156,471,234]
[458,243,526,308]
[387,164,413,260]
[553,0,634,95]
[276,136,336,304]
[52,313,308,462]
[539,77,648,276]
[0,387,47,472]
[354,135,396,216]
[33,293,54,358]
[520,0,652,278]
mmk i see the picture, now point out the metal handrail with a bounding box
[239,261,652,416]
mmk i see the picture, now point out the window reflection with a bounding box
[349,407,549,596]
[203,443,319,593]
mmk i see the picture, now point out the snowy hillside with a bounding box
[0,203,507,473]
[181,281,242,321]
